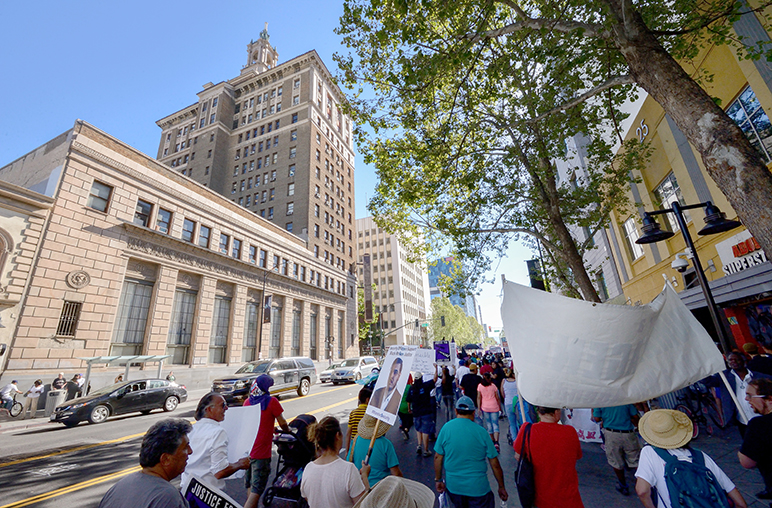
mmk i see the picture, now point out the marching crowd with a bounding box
[90,347,772,508]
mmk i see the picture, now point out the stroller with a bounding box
[263,414,317,508]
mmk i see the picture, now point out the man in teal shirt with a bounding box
[434,396,508,508]
[352,414,403,486]
[592,404,641,496]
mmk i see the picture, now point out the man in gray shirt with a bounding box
[99,418,192,508]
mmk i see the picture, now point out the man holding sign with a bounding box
[369,357,405,416]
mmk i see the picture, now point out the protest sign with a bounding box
[366,345,416,425]
[220,403,260,479]
[412,348,435,378]
[502,281,725,407]
[434,341,451,365]
[185,477,243,508]
[564,408,602,443]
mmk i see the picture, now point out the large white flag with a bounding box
[501,281,725,408]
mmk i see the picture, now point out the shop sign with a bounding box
[715,230,768,275]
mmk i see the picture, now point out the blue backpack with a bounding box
[652,447,730,508]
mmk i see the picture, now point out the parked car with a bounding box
[331,356,379,384]
[50,378,187,427]
[319,362,342,383]
[212,356,317,405]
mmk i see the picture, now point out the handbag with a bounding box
[515,422,536,508]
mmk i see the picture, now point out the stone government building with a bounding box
[0,121,357,388]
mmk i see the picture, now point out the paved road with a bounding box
[2,384,769,508]
[0,381,360,508]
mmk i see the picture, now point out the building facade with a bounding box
[428,256,481,322]
[605,16,772,349]
[0,121,358,388]
[356,217,430,346]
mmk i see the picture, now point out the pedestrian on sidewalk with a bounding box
[459,362,483,426]
[514,406,584,508]
[1,380,21,410]
[434,395,508,508]
[738,378,772,500]
[591,404,641,496]
[703,350,772,437]
[51,372,66,390]
[98,418,191,508]
[398,373,413,441]
[301,416,370,508]
[65,375,82,400]
[500,369,519,444]
[477,373,502,451]
[181,393,250,493]
[345,387,372,460]
[635,409,746,508]
[20,380,44,419]
[352,414,403,486]
[243,374,290,508]
[408,369,438,457]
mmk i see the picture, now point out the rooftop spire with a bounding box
[260,22,269,41]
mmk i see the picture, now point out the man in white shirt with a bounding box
[454,361,470,398]
[21,380,44,419]
[1,380,21,410]
[180,393,250,493]
[634,409,746,508]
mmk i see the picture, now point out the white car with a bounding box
[331,356,379,384]
[319,362,342,383]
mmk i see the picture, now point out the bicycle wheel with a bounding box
[9,401,22,418]
[705,391,727,429]
[675,404,699,440]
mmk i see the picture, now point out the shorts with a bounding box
[482,411,500,434]
[603,429,641,469]
[447,490,494,508]
[245,457,272,495]
[414,414,436,435]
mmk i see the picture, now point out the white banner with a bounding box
[564,408,602,443]
[412,348,436,376]
[220,403,261,478]
[366,346,416,425]
[501,282,725,408]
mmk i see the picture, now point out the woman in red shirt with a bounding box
[514,406,584,508]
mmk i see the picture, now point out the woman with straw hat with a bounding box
[353,475,434,508]
[634,409,746,508]
[351,414,403,486]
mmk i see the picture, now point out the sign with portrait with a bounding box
[366,345,417,425]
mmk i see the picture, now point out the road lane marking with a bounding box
[0,465,141,508]
[1,394,361,507]
[0,383,356,468]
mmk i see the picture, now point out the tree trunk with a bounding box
[604,0,772,254]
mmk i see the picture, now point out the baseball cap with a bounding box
[455,396,475,411]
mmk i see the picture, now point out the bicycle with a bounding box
[674,381,727,439]
[2,393,23,418]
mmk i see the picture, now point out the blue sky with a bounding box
[0,0,533,329]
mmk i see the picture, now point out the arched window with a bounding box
[0,228,13,281]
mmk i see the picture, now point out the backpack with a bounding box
[652,447,731,508]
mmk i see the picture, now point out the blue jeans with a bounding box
[482,411,500,434]
[505,400,519,441]
[442,394,455,422]
[447,490,494,508]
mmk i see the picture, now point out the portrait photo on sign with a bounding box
[367,346,415,424]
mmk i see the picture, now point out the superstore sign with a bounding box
[716,230,768,275]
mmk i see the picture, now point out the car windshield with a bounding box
[236,362,271,374]
[325,363,342,371]
[89,382,126,397]
[342,359,359,367]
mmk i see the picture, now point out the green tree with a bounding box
[337,0,772,299]
[430,297,487,347]
[357,284,381,353]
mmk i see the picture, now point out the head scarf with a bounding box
[248,374,274,410]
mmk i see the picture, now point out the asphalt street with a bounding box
[1,381,769,508]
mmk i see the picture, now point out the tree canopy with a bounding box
[337,0,772,299]
[429,297,487,346]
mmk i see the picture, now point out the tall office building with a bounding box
[428,256,481,322]
[356,217,430,346]
[154,26,357,282]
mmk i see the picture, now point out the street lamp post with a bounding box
[635,200,742,354]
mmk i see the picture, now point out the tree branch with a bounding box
[465,4,609,41]
[527,75,635,123]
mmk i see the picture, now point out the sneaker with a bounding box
[615,482,630,496]
[416,445,422,454]
[402,429,409,441]
[423,450,433,457]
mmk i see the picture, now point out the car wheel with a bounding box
[163,396,179,412]
[332,381,339,385]
[355,372,362,381]
[89,405,110,424]
[297,378,311,397]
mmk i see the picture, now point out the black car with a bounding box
[50,378,188,427]
[212,357,317,405]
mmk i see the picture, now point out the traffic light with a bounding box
[440,315,446,326]
[415,319,419,327]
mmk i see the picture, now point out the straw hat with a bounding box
[353,476,435,508]
[357,414,391,440]
[639,409,694,449]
